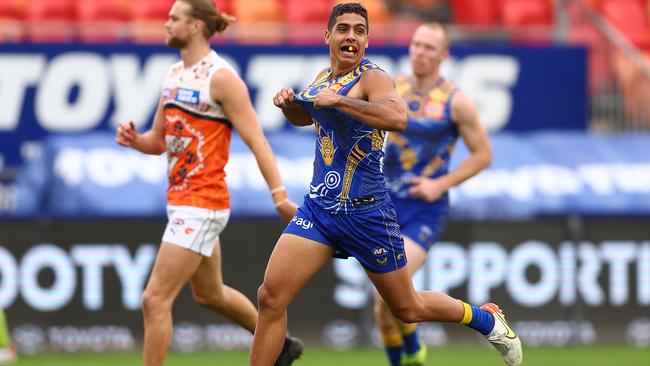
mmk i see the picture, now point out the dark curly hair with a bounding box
[327,3,369,32]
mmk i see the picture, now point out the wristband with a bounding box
[274,198,290,208]
[270,186,286,195]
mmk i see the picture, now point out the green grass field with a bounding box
[11,346,650,366]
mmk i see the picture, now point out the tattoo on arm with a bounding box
[338,97,382,113]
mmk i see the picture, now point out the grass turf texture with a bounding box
[11,346,650,365]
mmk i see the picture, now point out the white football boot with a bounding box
[480,303,523,366]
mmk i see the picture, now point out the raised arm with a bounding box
[115,100,167,155]
[314,69,407,131]
[212,68,298,222]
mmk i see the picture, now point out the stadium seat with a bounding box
[0,0,27,41]
[599,0,650,48]
[77,0,130,42]
[450,0,500,26]
[0,0,26,19]
[500,0,553,27]
[230,0,284,44]
[129,0,174,44]
[500,0,554,43]
[364,0,392,25]
[282,0,332,44]
[215,0,231,15]
[232,0,282,23]
[131,0,173,21]
[283,0,331,24]
[25,0,76,42]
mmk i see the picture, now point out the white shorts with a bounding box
[162,205,230,257]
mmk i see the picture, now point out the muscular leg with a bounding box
[190,241,257,333]
[374,236,427,335]
[367,265,465,325]
[250,234,335,366]
[370,263,522,366]
[374,236,427,364]
[142,243,204,366]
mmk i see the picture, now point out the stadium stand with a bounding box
[230,0,284,43]
[284,0,331,25]
[500,0,553,27]
[25,0,76,42]
[77,0,131,42]
[0,0,25,20]
[129,0,174,43]
[215,0,231,15]
[450,0,500,26]
[0,0,646,48]
[282,0,332,43]
[599,0,650,48]
[0,0,26,41]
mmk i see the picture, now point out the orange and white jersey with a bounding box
[161,50,234,210]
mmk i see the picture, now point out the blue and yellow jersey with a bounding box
[383,76,459,208]
[295,59,389,214]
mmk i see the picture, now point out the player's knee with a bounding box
[141,290,167,317]
[391,305,419,324]
[256,282,286,314]
[193,291,225,310]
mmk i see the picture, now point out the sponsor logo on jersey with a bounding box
[425,101,445,120]
[172,218,184,225]
[175,88,200,105]
[292,217,313,230]
[184,227,194,234]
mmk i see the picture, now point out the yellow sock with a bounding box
[400,322,417,336]
[381,332,404,348]
[459,301,473,325]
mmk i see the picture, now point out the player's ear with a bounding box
[325,30,331,45]
[192,19,201,35]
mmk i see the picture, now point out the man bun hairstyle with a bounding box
[327,3,369,32]
[179,0,234,38]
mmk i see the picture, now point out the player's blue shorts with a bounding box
[284,196,407,274]
[391,196,449,252]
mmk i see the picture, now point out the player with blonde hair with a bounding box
[116,1,302,365]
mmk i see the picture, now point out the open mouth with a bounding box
[340,45,358,56]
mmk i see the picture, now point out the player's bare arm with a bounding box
[212,69,298,223]
[315,69,407,132]
[444,91,492,187]
[115,100,166,155]
[409,92,491,203]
